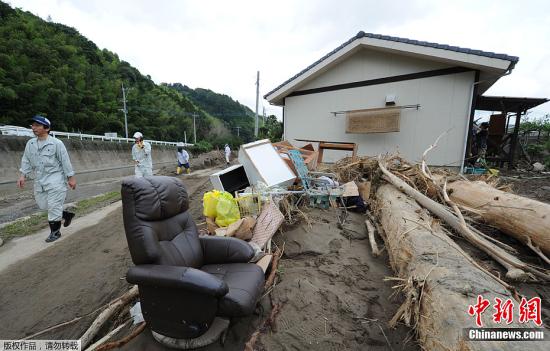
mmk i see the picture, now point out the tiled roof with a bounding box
[265,31,519,99]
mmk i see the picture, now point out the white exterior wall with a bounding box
[283,49,475,166]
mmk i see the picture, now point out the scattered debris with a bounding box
[209,164,250,194]
[533,162,546,172]
[238,139,296,188]
[273,140,319,173]
[80,286,139,349]
[31,137,547,350]
[365,218,380,257]
[376,184,541,350]
[250,201,285,250]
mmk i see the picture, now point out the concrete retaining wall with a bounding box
[0,135,178,196]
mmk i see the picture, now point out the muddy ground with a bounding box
[118,208,419,351]
[0,168,548,350]
[0,168,419,351]
[499,170,550,204]
[0,174,212,340]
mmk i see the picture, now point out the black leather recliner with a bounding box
[121,176,265,339]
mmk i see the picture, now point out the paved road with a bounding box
[0,175,124,224]
[0,167,219,273]
[0,166,221,225]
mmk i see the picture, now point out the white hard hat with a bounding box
[133,132,143,139]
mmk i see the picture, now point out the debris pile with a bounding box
[56,138,548,350]
[198,138,549,349]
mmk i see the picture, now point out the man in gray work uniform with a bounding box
[132,131,153,177]
[17,116,77,242]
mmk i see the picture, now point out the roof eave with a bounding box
[265,34,518,104]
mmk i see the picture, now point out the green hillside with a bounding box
[166,83,257,142]
[0,1,228,143]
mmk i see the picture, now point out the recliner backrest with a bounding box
[121,176,204,268]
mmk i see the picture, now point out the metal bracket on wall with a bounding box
[331,104,420,116]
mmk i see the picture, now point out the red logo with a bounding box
[468,295,542,327]
[519,297,542,326]
[492,297,514,324]
[468,295,491,327]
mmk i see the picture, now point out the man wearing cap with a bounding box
[17,116,77,243]
[132,131,153,177]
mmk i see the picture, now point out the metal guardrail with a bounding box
[0,125,193,147]
[0,160,177,186]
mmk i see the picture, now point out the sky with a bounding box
[7,0,550,121]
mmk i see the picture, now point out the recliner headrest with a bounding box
[122,176,189,221]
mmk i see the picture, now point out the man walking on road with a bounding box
[17,115,77,243]
[176,143,191,174]
[132,132,153,177]
[224,143,231,165]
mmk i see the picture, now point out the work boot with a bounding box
[62,210,75,227]
[46,221,62,243]
[186,168,191,174]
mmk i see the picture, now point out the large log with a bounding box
[376,184,544,350]
[448,180,550,255]
[378,160,550,281]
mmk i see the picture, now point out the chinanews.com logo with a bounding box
[465,294,545,341]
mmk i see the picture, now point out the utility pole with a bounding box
[121,83,129,138]
[184,131,187,145]
[254,71,260,137]
[192,112,198,144]
[263,106,266,126]
[235,126,241,137]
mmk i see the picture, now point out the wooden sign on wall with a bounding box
[345,108,400,133]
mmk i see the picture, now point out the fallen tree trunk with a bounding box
[376,184,543,351]
[447,180,550,255]
[378,160,550,281]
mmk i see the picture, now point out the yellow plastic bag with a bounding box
[215,192,241,227]
[203,190,221,218]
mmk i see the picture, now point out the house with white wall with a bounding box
[265,31,519,166]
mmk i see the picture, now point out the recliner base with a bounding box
[151,317,230,349]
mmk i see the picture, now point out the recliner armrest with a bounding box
[127,264,228,297]
[199,236,255,264]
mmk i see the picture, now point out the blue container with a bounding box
[463,167,486,174]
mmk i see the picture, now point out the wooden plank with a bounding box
[256,254,273,273]
[346,109,400,133]
[319,142,356,150]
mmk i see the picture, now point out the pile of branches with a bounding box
[331,146,550,285]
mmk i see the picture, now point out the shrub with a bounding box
[188,140,213,154]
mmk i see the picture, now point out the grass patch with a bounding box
[0,212,48,242]
[73,191,121,216]
[0,191,121,244]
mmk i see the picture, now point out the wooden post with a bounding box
[508,109,522,169]
[465,70,480,168]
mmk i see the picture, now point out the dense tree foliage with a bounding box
[258,115,283,142]
[0,1,229,143]
[520,114,550,166]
